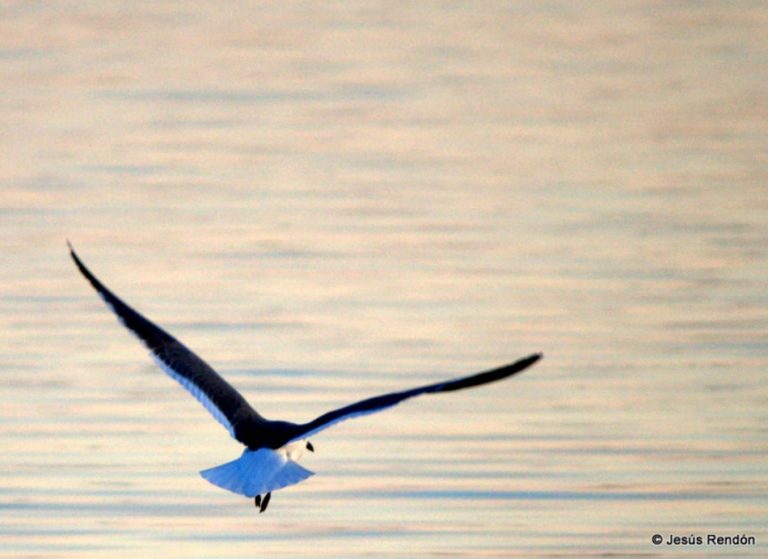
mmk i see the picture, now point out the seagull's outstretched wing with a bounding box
[289,353,541,443]
[68,243,264,440]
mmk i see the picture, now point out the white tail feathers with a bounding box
[200,447,314,497]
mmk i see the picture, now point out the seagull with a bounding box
[68,243,542,513]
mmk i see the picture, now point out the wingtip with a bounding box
[498,352,542,377]
[67,241,84,271]
[67,241,93,283]
[520,352,543,366]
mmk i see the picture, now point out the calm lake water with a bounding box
[1,2,766,557]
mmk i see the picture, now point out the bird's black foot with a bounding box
[259,492,271,513]
[254,495,261,509]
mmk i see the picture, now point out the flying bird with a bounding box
[68,243,542,512]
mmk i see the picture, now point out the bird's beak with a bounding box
[306,441,314,452]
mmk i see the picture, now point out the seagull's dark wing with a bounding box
[69,243,265,441]
[289,353,542,443]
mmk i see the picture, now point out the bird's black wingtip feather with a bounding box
[426,352,542,394]
[68,242,87,273]
[67,240,82,267]
[504,352,543,372]
[67,242,109,299]
[503,351,543,376]
[66,240,82,263]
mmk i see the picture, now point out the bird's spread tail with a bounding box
[200,447,314,497]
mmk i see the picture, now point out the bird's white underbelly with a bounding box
[200,446,315,497]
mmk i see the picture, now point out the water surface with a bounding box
[1,2,766,557]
